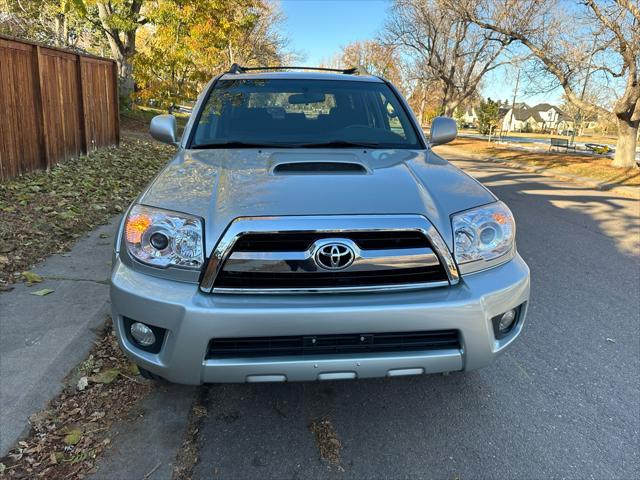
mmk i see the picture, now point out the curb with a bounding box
[0,299,111,457]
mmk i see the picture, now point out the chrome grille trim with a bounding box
[224,242,440,274]
[211,281,451,295]
[199,215,459,293]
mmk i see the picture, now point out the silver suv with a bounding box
[110,66,530,384]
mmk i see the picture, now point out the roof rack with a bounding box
[228,63,361,75]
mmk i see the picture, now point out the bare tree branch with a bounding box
[616,0,640,22]
[385,0,514,115]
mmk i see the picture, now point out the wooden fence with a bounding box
[0,35,120,180]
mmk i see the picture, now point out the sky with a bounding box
[280,0,389,65]
[279,0,563,106]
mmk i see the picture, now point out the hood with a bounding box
[140,148,495,254]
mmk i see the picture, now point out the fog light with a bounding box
[498,309,517,333]
[130,322,156,347]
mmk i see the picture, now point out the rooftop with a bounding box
[529,103,559,112]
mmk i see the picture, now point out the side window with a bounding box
[194,99,221,144]
[195,90,246,143]
[382,95,405,137]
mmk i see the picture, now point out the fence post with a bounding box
[33,45,50,170]
[76,54,89,154]
[112,60,120,145]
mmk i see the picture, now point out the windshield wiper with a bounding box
[293,140,382,148]
[193,141,294,149]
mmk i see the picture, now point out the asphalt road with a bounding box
[92,150,640,480]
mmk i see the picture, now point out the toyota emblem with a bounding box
[315,242,355,270]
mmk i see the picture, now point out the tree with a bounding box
[453,107,465,128]
[0,0,97,49]
[385,0,514,116]
[2,0,161,105]
[133,0,287,108]
[80,0,147,105]
[340,40,404,88]
[476,97,500,135]
[454,0,639,167]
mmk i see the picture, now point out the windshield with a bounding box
[190,79,422,149]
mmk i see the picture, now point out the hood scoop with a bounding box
[269,152,369,175]
[273,161,368,175]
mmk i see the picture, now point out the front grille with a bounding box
[206,330,460,359]
[232,231,429,252]
[204,225,455,293]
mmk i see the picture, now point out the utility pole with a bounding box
[507,66,521,134]
[572,35,598,144]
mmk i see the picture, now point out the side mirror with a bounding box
[429,116,457,146]
[150,114,178,145]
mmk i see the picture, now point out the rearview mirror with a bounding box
[150,114,178,145]
[288,92,326,104]
[429,116,457,146]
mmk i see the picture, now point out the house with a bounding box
[461,107,478,127]
[556,113,600,135]
[501,103,564,132]
[530,103,563,130]
[453,106,479,127]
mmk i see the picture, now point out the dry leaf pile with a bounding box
[0,135,173,287]
[309,418,343,469]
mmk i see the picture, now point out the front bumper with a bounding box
[110,254,530,385]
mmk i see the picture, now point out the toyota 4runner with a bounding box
[110,65,530,384]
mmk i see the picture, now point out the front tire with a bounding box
[138,366,164,381]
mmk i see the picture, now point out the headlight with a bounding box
[451,201,515,273]
[123,205,204,269]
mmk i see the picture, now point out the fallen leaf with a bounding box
[30,288,54,296]
[129,363,140,376]
[0,462,5,474]
[28,410,51,429]
[49,452,57,465]
[63,429,82,445]
[8,452,22,462]
[193,405,207,417]
[21,271,43,283]
[606,338,616,343]
[90,368,120,384]
[77,376,89,391]
[99,233,110,238]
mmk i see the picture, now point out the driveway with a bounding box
[92,150,639,479]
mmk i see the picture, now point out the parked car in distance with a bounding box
[110,65,530,385]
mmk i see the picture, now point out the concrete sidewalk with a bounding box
[0,217,120,456]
